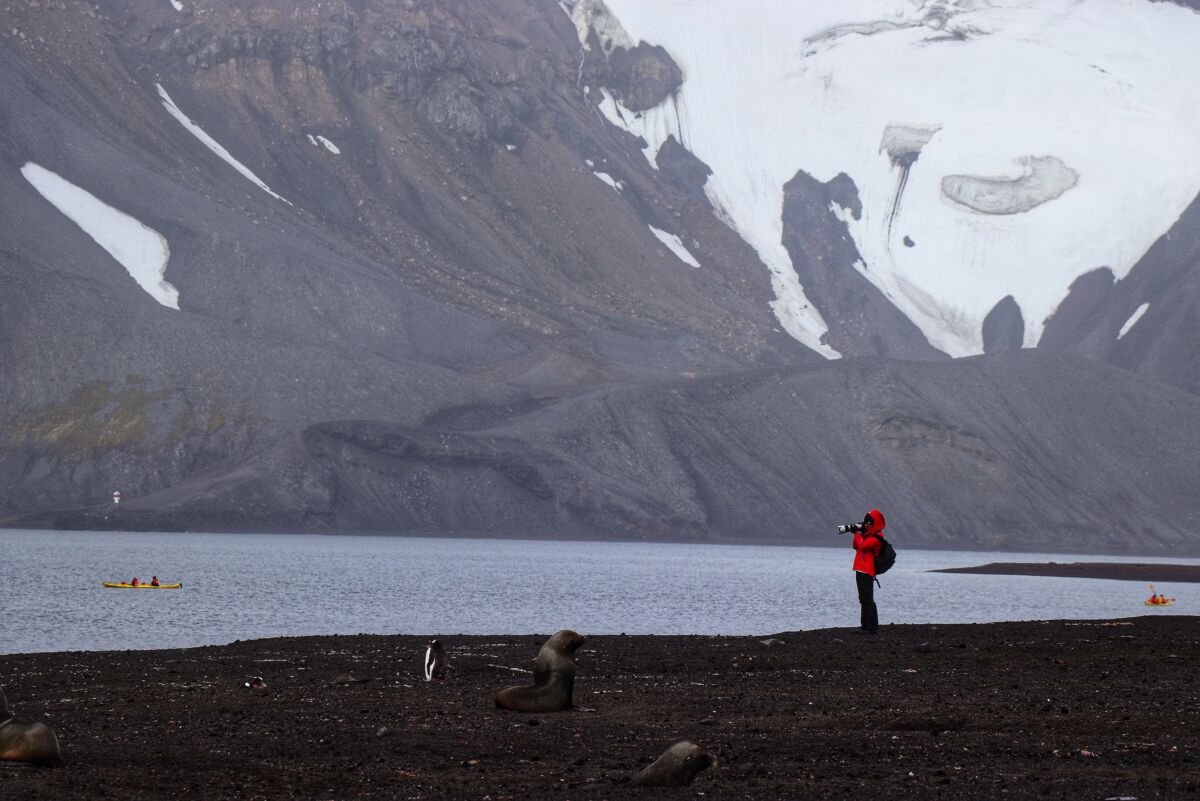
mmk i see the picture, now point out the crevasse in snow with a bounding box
[583,0,1200,357]
[157,83,292,206]
[22,162,178,309]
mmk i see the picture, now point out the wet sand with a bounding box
[931,562,1200,582]
[2,617,1198,800]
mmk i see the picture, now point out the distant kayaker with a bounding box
[131,577,140,587]
[151,576,160,587]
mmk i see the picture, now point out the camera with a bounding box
[837,523,863,535]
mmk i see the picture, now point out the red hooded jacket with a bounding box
[852,509,887,577]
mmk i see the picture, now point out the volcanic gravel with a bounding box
[930,562,1200,583]
[2,617,1198,800]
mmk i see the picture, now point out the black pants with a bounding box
[856,571,878,632]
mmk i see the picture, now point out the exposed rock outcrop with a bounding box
[605,42,682,111]
[780,169,944,359]
[981,295,1025,353]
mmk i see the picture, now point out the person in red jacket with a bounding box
[851,509,887,634]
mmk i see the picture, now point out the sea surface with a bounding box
[0,529,1195,654]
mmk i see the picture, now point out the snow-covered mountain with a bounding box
[2,0,1199,551]
[571,0,1200,359]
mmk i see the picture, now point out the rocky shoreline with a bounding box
[931,562,1200,582]
[2,618,1198,800]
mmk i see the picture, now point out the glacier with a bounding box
[580,0,1200,357]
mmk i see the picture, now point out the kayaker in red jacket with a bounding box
[851,509,886,634]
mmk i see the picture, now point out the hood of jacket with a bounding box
[864,509,886,536]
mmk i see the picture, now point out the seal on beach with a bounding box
[424,639,448,682]
[495,629,585,712]
[0,688,64,767]
[332,673,374,685]
[633,740,715,787]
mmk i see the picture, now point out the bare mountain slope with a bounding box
[17,351,1200,554]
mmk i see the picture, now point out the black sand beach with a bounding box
[2,617,1197,800]
[931,562,1200,583]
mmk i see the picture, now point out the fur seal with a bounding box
[0,688,64,767]
[495,630,585,712]
[424,639,448,682]
[633,740,715,787]
[332,673,374,685]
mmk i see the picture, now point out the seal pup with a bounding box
[424,639,448,682]
[243,676,267,689]
[0,688,64,767]
[495,629,585,712]
[633,741,715,787]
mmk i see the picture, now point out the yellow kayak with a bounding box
[1145,599,1176,607]
[102,582,182,589]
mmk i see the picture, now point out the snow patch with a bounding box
[592,171,624,192]
[316,135,340,155]
[307,134,341,154]
[648,225,701,268]
[157,83,291,205]
[22,162,178,309]
[1118,302,1149,339]
[169,0,183,11]
[594,0,1200,357]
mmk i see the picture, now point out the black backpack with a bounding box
[874,536,897,575]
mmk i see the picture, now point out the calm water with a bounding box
[0,529,1194,654]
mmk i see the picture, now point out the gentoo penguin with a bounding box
[424,639,448,682]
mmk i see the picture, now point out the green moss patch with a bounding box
[5,381,172,456]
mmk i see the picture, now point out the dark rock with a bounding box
[781,169,944,359]
[606,42,683,111]
[981,295,1025,353]
[419,79,489,144]
[656,135,712,200]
